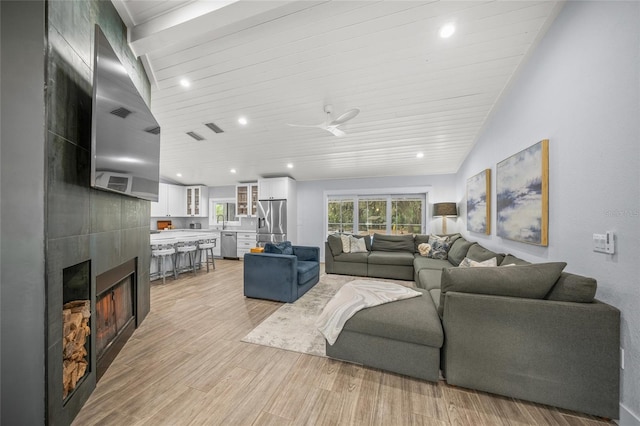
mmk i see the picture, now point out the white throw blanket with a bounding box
[316,279,422,345]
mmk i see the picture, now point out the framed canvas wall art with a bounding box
[466,169,491,235]
[496,139,549,246]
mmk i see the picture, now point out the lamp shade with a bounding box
[433,202,458,217]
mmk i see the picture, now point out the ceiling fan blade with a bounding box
[327,127,346,137]
[330,108,360,126]
[286,122,324,128]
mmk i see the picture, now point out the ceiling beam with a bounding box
[127,0,328,57]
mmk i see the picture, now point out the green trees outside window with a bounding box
[327,195,424,236]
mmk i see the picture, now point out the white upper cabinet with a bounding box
[150,183,168,216]
[151,183,186,217]
[236,183,258,216]
[186,186,209,217]
[258,177,291,200]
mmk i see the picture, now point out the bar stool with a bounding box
[197,237,217,272]
[174,239,198,277]
[151,243,176,284]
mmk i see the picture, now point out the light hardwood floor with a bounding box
[73,260,614,426]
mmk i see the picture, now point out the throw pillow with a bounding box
[340,234,351,253]
[418,243,431,257]
[459,257,497,268]
[427,235,450,260]
[264,241,293,255]
[470,258,497,267]
[349,235,368,253]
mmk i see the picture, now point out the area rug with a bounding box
[241,274,414,357]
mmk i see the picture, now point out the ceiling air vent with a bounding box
[205,122,224,133]
[110,107,132,118]
[186,131,205,141]
[144,126,160,135]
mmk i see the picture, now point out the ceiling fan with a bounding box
[287,105,360,137]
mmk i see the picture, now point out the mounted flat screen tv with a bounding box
[90,25,160,202]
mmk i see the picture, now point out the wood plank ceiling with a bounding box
[113,0,562,186]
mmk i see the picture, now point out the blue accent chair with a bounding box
[243,245,320,303]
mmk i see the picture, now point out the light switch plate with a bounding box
[593,231,615,254]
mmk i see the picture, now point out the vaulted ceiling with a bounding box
[112,0,562,186]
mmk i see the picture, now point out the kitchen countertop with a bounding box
[150,230,220,244]
[150,229,256,244]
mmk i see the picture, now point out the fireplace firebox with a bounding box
[95,258,137,380]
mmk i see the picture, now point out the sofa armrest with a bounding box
[243,253,298,302]
[293,245,320,262]
[442,292,620,419]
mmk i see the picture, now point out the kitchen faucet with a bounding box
[217,214,226,230]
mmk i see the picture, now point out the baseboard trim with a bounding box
[618,403,640,426]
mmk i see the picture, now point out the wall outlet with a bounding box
[621,348,625,370]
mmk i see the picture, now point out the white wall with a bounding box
[297,174,457,256]
[455,2,640,422]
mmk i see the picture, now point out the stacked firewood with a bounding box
[62,300,90,399]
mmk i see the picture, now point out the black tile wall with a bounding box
[47,134,91,239]
[45,0,152,423]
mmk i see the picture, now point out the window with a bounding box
[391,197,423,235]
[327,198,354,234]
[327,193,425,236]
[358,198,387,235]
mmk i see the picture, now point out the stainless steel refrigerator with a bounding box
[257,199,287,245]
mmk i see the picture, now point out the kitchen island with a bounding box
[150,229,219,280]
[150,229,257,280]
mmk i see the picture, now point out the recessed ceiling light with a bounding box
[416,152,424,159]
[230,168,237,174]
[238,117,248,126]
[439,23,456,39]
[287,163,294,169]
[179,78,190,88]
[176,173,182,177]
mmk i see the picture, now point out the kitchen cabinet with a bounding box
[236,183,258,216]
[258,177,293,200]
[150,183,187,217]
[186,186,208,217]
[237,231,257,258]
[250,184,259,216]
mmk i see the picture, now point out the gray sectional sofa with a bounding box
[323,233,621,419]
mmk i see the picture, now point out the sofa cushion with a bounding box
[327,234,343,256]
[334,252,370,263]
[264,241,293,255]
[297,260,319,285]
[438,262,567,316]
[413,256,452,273]
[341,288,443,348]
[429,288,441,311]
[417,268,442,291]
[447,239,475,266]
[545,272,596,303]
[371,234,414,252]
[500,254,531,266]
[368,251,415,266]
[466,244,505,265]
